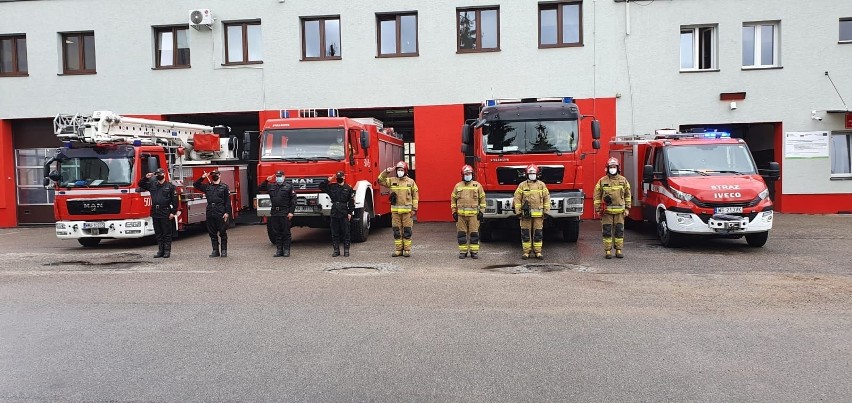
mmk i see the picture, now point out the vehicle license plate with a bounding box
[715,207,743,214]
[83,222,106,229]
[295,206,316,213]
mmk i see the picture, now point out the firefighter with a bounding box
[138,168,177,259]
[513,164,550,260]
[193,170,232,258]
[378,161,419,257]
[259,170,297,257]
[320,170,355,257]
[594,157,632,259]
[450,165,486,259]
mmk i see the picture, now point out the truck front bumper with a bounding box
[664,209,773,234]
[55,218,155,239]
[482,191,584,219]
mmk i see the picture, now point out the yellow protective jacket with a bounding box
[513,180,550,218]
[594,174,632,214]
[450,180,486,216]
[378,171,419,213]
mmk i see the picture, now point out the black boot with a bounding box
[162,243,171,258]
[343,242,350,257]
[154,243,164,258]
[273,244,284,257]
[283,242,290,257]
[332,241,340,257]
[220,239,227,258]
[209,240,220,257]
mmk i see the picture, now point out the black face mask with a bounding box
[336,178,344,184]
[211,174,220,181]
[156,174,165,181]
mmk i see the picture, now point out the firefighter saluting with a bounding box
[594,157,632,259]
[320,171,355,257]
[193,170,232,258]
[513,164,550,259]
[138,168,177,258]
[259,170,297,257]
[378,161,419,257]
[450,165,486,259]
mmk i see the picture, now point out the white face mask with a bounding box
[608,167,618,175]
[396,170,405,178]
[528,174,537,181]
[463,174,472,182]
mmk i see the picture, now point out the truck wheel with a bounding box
[266,222,275,244]
[78,238,102,247]
[745,231,769,247]
[657,212,683,248]
[351,200,373,243]
[562,220,580,243]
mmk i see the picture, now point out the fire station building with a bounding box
[1,0,850,227]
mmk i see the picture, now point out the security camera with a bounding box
[811,110,823,121]
[729,101,737,110]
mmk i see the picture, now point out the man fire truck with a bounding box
[255,109,404,243]
[45,111,248,247]
[460,97,601,242]
[609,130,780,247]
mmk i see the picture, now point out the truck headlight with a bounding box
[671,188,694,202]
[758,189,769,200]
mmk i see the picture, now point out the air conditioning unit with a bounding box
[189,9,213,30]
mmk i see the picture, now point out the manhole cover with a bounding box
[324,263,402,275]
[483,263,589,274]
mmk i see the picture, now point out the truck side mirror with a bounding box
[591,120,601,140]
[461,124,472,145]
[643,165,655,183]
[592,139,601,150]
[360,130,370,150]
[142,154,159,175]
[761,161,781,181]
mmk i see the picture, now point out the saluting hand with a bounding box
[266,175,274,182]
[386,167,393,173]
[146,173,154,179]
[202,171,209,179]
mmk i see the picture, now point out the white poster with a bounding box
[784,131,830,159]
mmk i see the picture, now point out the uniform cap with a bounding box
[275,170,285,176]
[210,170,220,175]
[335,171,345,179]
[154,168,165,174]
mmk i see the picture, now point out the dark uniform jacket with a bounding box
[193,178,232,217]
[259,180,297,216]
[138,178,178,218]
[320,181,355,218]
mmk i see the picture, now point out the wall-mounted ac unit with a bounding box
[189,9,213,30]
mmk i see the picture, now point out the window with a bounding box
[224,21,263,64]
[538,1,582,48]
[680,25,716,71]
[154,26,190,68]
[16,149,55,205]
[61,32,96,74]
[457,7,500,52]
[743,22,779,68]
[0,34,27,76]
[840,18,852,43]
[831,132,852,176]
[377,12,418,57]
[301,16,341,60]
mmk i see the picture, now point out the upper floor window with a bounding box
[224,20,263,65]
[61,32,96,74]
[154,26,190,68]
[377,12,418,57]
[742,22,779,68]
[0,34,27,76]
[301,16,341,60]
[539,1,582,48]
[457,7,500,53]
[840,18,852,43]
[680,25,717,71]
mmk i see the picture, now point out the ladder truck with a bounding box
[45,111,249,247]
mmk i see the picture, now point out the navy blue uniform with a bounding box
[259,180,297,256]
[194,177,232,257]
[138,177,178,258]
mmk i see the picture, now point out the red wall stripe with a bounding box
[0,120,17,227]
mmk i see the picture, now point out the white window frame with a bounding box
[830,131,852,179]
[742,21,780,69]
[15,148,56,206]
[680,25,717,71]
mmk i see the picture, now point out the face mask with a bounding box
[608,167,618,175]
[211,174,220,181]
[156,174,165,181]
[463,174,472,182]
[336,178,344,184]
[396,170,405,178]
[528,174,537,181]
[275,177,285,184]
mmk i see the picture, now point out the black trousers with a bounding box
[269,215,291,247]
[152,217,173,246]
[206,215,228,249]
[330,216,350,245]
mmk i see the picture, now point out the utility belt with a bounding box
[154,204,169,209]
[272,206,291,212]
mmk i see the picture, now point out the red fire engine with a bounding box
[255,109,404,242]
[609,130,780,247]
[460,97,601,242]
[46,111,249,247]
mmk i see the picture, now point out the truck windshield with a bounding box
[261,128,346,161]
[665,144,757,176]
[483,120,579,154]
[56,147,134,187]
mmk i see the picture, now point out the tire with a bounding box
[350,197,373,243]
[562,220,580,243]
[266,221,275,244]
[657,211,683,248]
[78,238,102,247]
[745,231,769,247]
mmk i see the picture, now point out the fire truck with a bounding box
[460,97,601,242]
[609,130,780,247]
[255,110,404,243]
[45,111,249,247]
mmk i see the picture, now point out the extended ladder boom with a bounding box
[54,110,222,147]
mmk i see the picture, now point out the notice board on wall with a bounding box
[784,131,829,159]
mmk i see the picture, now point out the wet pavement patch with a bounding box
[324,263,402,275]
[482,263,590,274]
[43,253,150,271]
